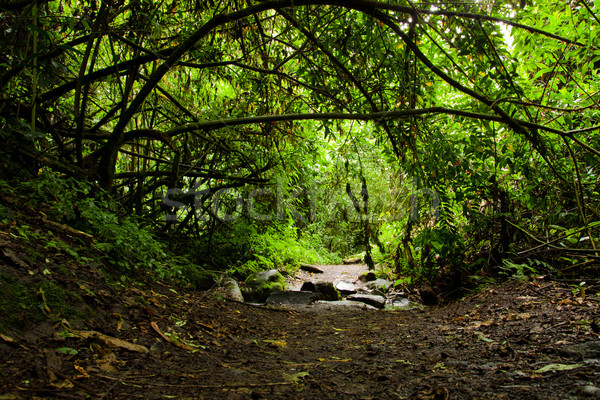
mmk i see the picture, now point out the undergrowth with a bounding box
[2,172,340,284]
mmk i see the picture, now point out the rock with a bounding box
[581,385,600,397]
[314,300,378,310]
[266,290,319,305]
[385,297,413,310]
[315,281,341,301]
[366,279,393,292]
[347,293,386,309]
[560,341,600,359]
[335,280,356,295]
[244,269,286,302]
[420,285,438,305]
[300,281,316,292]
[300,264,324,273]
[358,271,377,282]
[222,278,244,302]
[343,257,362,264]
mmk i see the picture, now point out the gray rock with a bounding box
[335,280,356,295]
[300,281,316,292]
[370,289,387,297]
[266,290,319,305]
[347,293,386,309]
[581,385,600,397]
[315,300,378,310]
[391,298,411,308]
[244,269,286,301]
[315,281,341,301]
[358,271,377,282]
[560,341,600,359]
[366,279,393,292]
[300,264,324,273]
[222,278,244,302]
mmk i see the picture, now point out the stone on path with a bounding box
[335,280,356,295]
[366,279,393,292]
[266,290,319,305]
[315,282,341,301]
[244,269,286,302]
[315,300,378,310]
[300,281,316,292]
[386,297,413,310]
[300,264,324,273]
[358,271,377,282]
[347,293,387,309]
[222,278,244,302]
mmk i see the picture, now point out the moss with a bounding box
[0,273,45,331]
[244,269,286,302]
[0,272,98,332]
[38,280,95,321]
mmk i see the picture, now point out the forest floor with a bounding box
[2,220,600,399]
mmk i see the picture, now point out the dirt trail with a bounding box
[286,263,370,290]
[2,278,599,399]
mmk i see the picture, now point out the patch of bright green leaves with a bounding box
[13,172,180,280]
[230,226,341,278]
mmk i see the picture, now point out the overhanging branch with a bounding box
[164,108,566,137]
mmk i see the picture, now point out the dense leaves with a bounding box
[1,0,599,284]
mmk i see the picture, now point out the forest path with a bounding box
[286,263,370,291]
[2,265,599,399]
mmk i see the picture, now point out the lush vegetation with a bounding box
[1,0,599,291]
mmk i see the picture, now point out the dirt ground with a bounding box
[1,208,599,399]
[1,261,600,400]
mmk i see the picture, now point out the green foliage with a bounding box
[229,225,340,278]
[498,260,537,281]
[78,198,168,274]
[412,227,466,282]
[11,172,185,280]
[2,0,600,288]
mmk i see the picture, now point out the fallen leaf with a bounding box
[264,339,287,348]
[505,313,532,321]
[0,333,18,345]
[56,347,78,355]
[73,364,89,378]
[535,363,584,373]
[283,371,309,383]
[150,321,194,351]
[71,330,149,353]
[475,331,495,343]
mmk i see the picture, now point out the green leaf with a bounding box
[535,363,584,373]
[56,347,78,355]
[283,371,309,383]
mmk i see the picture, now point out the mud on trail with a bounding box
[1,255,600,400]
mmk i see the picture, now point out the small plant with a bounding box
[499,260,537,281]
